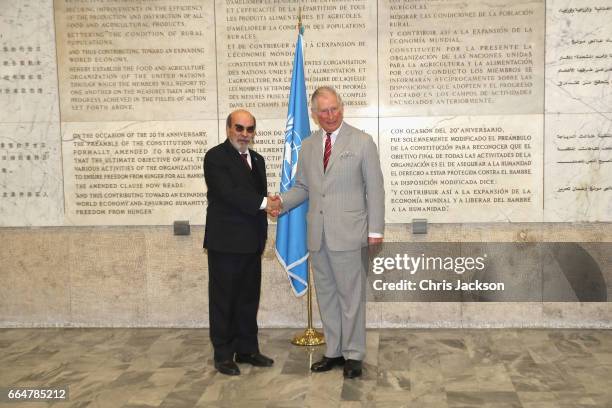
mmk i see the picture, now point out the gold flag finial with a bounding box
[298,7,303,33]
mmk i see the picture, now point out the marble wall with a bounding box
[0,0,63,226]
[1,0,611,327]
[1,0,610,226]
[1,224,612,328]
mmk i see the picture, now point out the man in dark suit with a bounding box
[203,109,278,375]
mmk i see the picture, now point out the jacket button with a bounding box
[319,210,323,214]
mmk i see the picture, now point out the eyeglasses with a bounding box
[315,107,340,116]
[234,124,256,133]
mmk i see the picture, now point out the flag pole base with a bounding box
[291,328,325,346]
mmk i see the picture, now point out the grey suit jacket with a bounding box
[281,122,385,252]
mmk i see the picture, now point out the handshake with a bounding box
[265,194,283,217]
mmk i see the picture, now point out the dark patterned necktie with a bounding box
[323,132,332,172]
[240,153,251,169]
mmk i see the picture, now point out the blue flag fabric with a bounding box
[275,29,310,297]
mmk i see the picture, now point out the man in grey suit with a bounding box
[279,86,384,378]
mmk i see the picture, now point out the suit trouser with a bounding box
[310,234,368,361]
[207,250,261,362]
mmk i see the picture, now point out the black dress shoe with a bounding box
[311,356,345,372]
[343,359,362,379]
[235,352,274,367]
[214,360,240,376]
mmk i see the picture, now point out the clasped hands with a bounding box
[265,194,282,217]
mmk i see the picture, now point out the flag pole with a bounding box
[291,261,325,346]
[290,8,324,347]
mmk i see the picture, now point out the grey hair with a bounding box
[310,86,343,112]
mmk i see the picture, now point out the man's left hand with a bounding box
[368,237,383,257]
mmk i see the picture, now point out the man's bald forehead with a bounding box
[227,109,256,127]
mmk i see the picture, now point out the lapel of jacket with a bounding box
[250,149,266,190]
[325,123,350,174]
[313,129,325,178]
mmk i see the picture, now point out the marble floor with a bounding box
[1,328,612,407]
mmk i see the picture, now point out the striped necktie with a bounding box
[323,132,332,172]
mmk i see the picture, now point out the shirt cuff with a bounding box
[259,197,267,210]
[368,232,383,238]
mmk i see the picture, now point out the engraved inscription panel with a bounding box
[379,0,544,117]
[0,0,60,123]
[62,121,213,225]
[545,0,612,221]
[55,0,217,121]
[0,0,63,226]
[0,123,64,226]
[545,114,612,222]
[216,0,378,119]
[381,115,543,223]
[546,0,612,114]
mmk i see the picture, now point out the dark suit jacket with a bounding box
[203,139,268,254]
